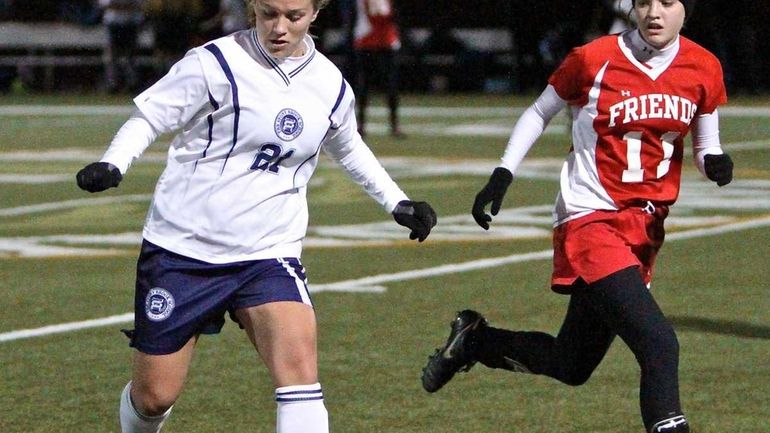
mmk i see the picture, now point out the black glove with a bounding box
[392,200,437,242]
[76,162,123,193]
[472,167,513,230]
[704,153,733,187]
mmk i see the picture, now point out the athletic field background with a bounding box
[1,93,768,433]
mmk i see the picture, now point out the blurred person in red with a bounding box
[352,0,404,138]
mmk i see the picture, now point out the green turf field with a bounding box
[1,93,768,433]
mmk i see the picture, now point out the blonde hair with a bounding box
[245,0,331,26]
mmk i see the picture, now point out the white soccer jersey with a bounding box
[102,31,408,263]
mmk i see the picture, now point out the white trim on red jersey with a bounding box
[499,30,727,227]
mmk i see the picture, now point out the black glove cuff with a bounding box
[489,167,513,190]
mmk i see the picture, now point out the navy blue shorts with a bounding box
[125,240,313,355]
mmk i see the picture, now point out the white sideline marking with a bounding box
[0,194,151,217]
[309,250,554,293]
[0,174,71,184]
[0,313,134,343]
[2,214,769,343]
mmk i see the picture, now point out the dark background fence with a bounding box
[1,0,769,95]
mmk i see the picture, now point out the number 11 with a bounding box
[621,131,679,183]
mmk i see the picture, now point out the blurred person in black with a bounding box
[711,0,762,94]
[0,0,15,93]
[143,0,203,75]
[59,0,102,25]
[198,0,250,39]
[99,0,144,93]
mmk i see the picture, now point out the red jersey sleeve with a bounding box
[548,47,587,104]
[699,56,728,115]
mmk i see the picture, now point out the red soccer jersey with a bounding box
[548,34,726,223]
[353,0,400,50]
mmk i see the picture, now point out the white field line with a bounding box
[0,194,151,217]
[2,214,769,344]
[0,313,134,343]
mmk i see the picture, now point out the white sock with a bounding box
[119,382,172,433]
[275,383,329,433]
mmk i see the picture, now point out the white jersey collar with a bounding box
[618,29,679,80]
[232,30,316,85]
[251,31,315,65]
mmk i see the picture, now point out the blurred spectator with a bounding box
[143,0,202,74]
[99,0,144,93]
[0,66,15,94]
[59,0,102,26]
[220,0,248,34]
[9,0,58,21]
[503,1,549,93]
[351,0,404,138]
[0,0,13,20]
[715,0,763,94]
[194,0,222,43]
[199,0,249,39]
[419,17,485,93]
[604,0,635,34]
[336,0,356,79]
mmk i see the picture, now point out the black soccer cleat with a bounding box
[421,309,488,393]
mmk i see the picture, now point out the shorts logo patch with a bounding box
[145,288,175,322]
[274,108,303,141]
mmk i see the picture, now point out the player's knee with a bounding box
[645,323,680,362]
[270,344,318,385]
[633,323,680,377]
[280,356,317,383]
[132,385,178,417]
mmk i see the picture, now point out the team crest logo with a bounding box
[145,288,175,322]
[274,108,304,141]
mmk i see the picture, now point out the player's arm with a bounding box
[76,110,159,193]
[324,90,436,242]
[472,85,567,229]
[691,110,733,187]
[77,50,210,193]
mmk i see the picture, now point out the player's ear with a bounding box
[311,10,319,22]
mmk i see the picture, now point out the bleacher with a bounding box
[0,21,155,91]
[0,21,515,93]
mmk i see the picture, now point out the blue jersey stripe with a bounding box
[288,51,315,77]
[253,31,290,86]
[204,44,240,173]
[194,91,220,173]
[330,79,347,118]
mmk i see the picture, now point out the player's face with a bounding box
[634,0,685,49]
[253,0,318,58]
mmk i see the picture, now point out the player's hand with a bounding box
[76,162,123,193]
[704,153,733,187]
[472,167,513,230]
[392,200,437,242]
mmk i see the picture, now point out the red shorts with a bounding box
[551,206,668,294]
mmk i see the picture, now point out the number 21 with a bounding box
[621,131,679,183]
